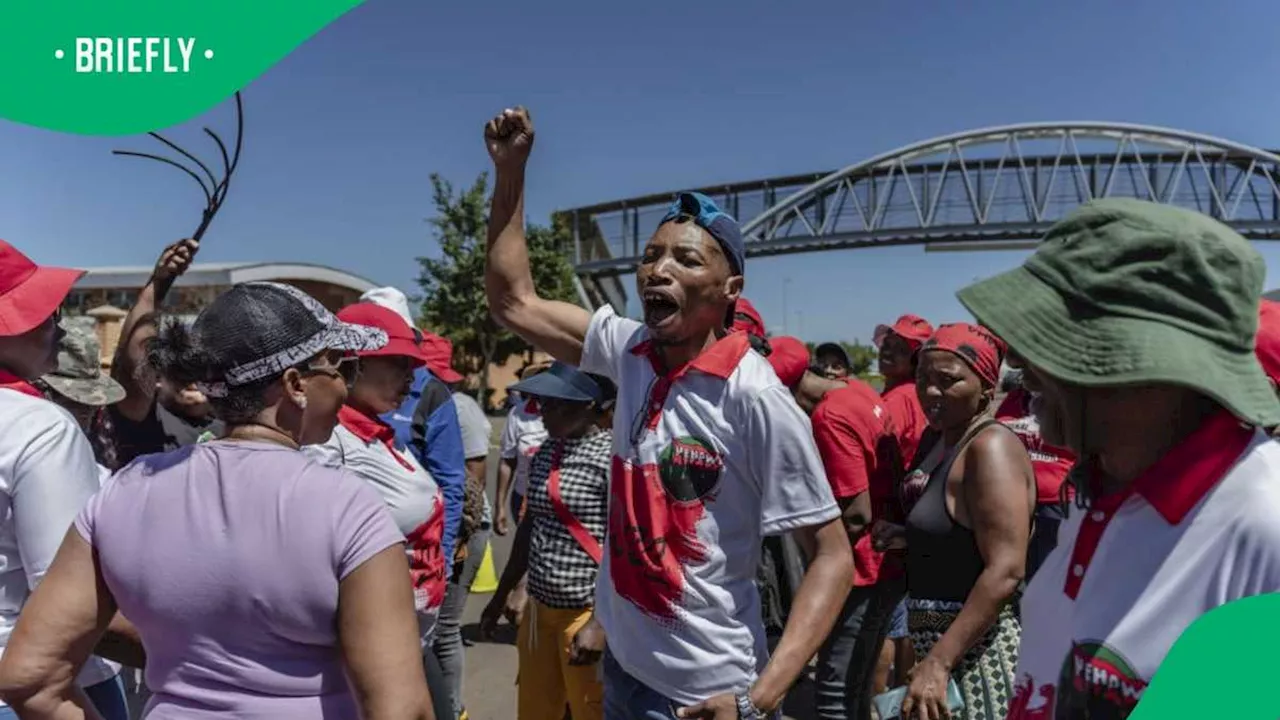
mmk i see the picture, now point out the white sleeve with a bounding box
[580,306,644,382]
[457,403,491,460]
[500,410,520,459]
[302,434,346,470]
[745,385,841,536]
[11,410,101,590]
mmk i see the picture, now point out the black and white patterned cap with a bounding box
[195,282,387,398]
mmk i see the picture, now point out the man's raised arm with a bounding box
[484,107,591,365]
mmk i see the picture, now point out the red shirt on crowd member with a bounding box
[1256,299,1280,387]
[874,314,934,468]
[995,388,1076,505]
[767,336,902,587]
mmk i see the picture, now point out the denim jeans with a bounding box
[602,649,680,720]
[432,523,491,718]
[814,578,906,720]
[0,674,129,720]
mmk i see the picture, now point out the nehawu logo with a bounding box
[658,436,723,502]
[1055,641,1148,719]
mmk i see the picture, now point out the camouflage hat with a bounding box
[42,322,126,406]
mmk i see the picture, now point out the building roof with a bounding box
[72,262,380,293]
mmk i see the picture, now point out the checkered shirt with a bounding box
[524,429,612,609]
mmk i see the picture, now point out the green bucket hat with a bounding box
[956,197,1280,428]
[42,322,126,407]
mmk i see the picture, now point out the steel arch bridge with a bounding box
[561,122,1280,312]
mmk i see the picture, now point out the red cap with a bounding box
[873,314,934,350]
[731,298,766,338]
[336,303,429,366]
[0,241,84,337]
[922,323,1006,387]
[766,336,811,388]
[1257,299,1280,385]
[421,333,464,383]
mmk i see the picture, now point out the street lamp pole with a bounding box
[782,277,792,335]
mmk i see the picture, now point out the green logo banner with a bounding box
[1132,593,1280,719]
[0,0,364,135]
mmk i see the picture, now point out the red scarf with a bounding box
[0,370,42,398]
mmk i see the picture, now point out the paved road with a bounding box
[456,417,817,720]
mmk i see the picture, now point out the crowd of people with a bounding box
[0,103,1272,720]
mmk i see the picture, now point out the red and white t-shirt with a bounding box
[881,380,927,470]
[1007,412,1280,719]
[581,307,839,706]
[811,379,902,587]
[996,388,1076,506]
[501,402,547,498]
[305,406,446,644]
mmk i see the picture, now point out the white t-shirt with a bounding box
[580,306,839,705]
[500,403,547,498]
[452,392,492,460]
[305,412,447,645]
[1008,416,1280,719]
[0,388,120,693]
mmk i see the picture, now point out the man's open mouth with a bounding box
[642,290,680,327]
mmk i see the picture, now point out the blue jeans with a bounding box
[814,579,905,720]
[432,523,491,718]
[0,674,128,720]
[602,650,679,720]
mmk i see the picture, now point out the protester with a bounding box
[957,199,1280,719]
[480,362,615,720]
[730,297,767,338]
[813,342,852,380]
[496,362,550,535]
[37,322,127,478]
[873,314,933,469]
[994,353,1076,580]
[304,302,452,720]
[359,287,467,585]
[109,239,223,465]
[0,242,140,720]
[765,336,903,720]
[1256,298,1280,394]
[482,106,852,720]
[0,281,436,719]
[873,323,1033,720]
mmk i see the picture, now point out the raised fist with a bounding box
[484,106,535,168]
[154,238,199,283]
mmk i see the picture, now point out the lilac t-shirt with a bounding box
[75,440,403,719]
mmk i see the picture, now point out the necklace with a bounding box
[225,421,299,450]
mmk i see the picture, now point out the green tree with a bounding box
[415,172,578,408]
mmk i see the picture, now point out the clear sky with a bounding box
[4,0,1280,344]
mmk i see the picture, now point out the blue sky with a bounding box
[3,0,1280,343]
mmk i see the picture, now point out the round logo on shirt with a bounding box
[658,435,723,503]
[1055,641,1148,718]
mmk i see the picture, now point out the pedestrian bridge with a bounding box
[561,123,1280,312]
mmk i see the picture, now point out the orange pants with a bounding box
[516,601,603,720]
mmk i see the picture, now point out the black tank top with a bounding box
[904,419,1004,603]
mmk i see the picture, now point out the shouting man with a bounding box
[482,106,852,720]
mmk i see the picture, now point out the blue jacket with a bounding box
[384,366,467,578]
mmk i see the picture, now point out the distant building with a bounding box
[1267,289,1280,303]
[68,262,379,368]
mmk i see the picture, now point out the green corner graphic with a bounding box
[0,0,364,135]
[1131,592,1280,719]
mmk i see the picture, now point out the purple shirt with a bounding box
[75,440,403,719]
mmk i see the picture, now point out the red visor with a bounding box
[420,333,464,383]
[873,314,934,350]
[336,303,429,366]
[765,335,810,388]
[0,241,84,337]
[922,323,1006,387]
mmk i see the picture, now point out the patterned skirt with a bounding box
[907,598,1021,720]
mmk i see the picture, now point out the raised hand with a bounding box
[153,238,199,284]
[483,106,535,169]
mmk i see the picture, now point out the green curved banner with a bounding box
[0,0,364,135]
[1131,593,1280,719]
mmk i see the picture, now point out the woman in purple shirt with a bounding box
[0,283,438,720]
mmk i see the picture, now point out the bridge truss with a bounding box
[565,123,1280,312]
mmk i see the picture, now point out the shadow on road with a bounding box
[463,621,518,647]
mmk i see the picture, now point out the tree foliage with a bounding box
[415,172,578,407]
